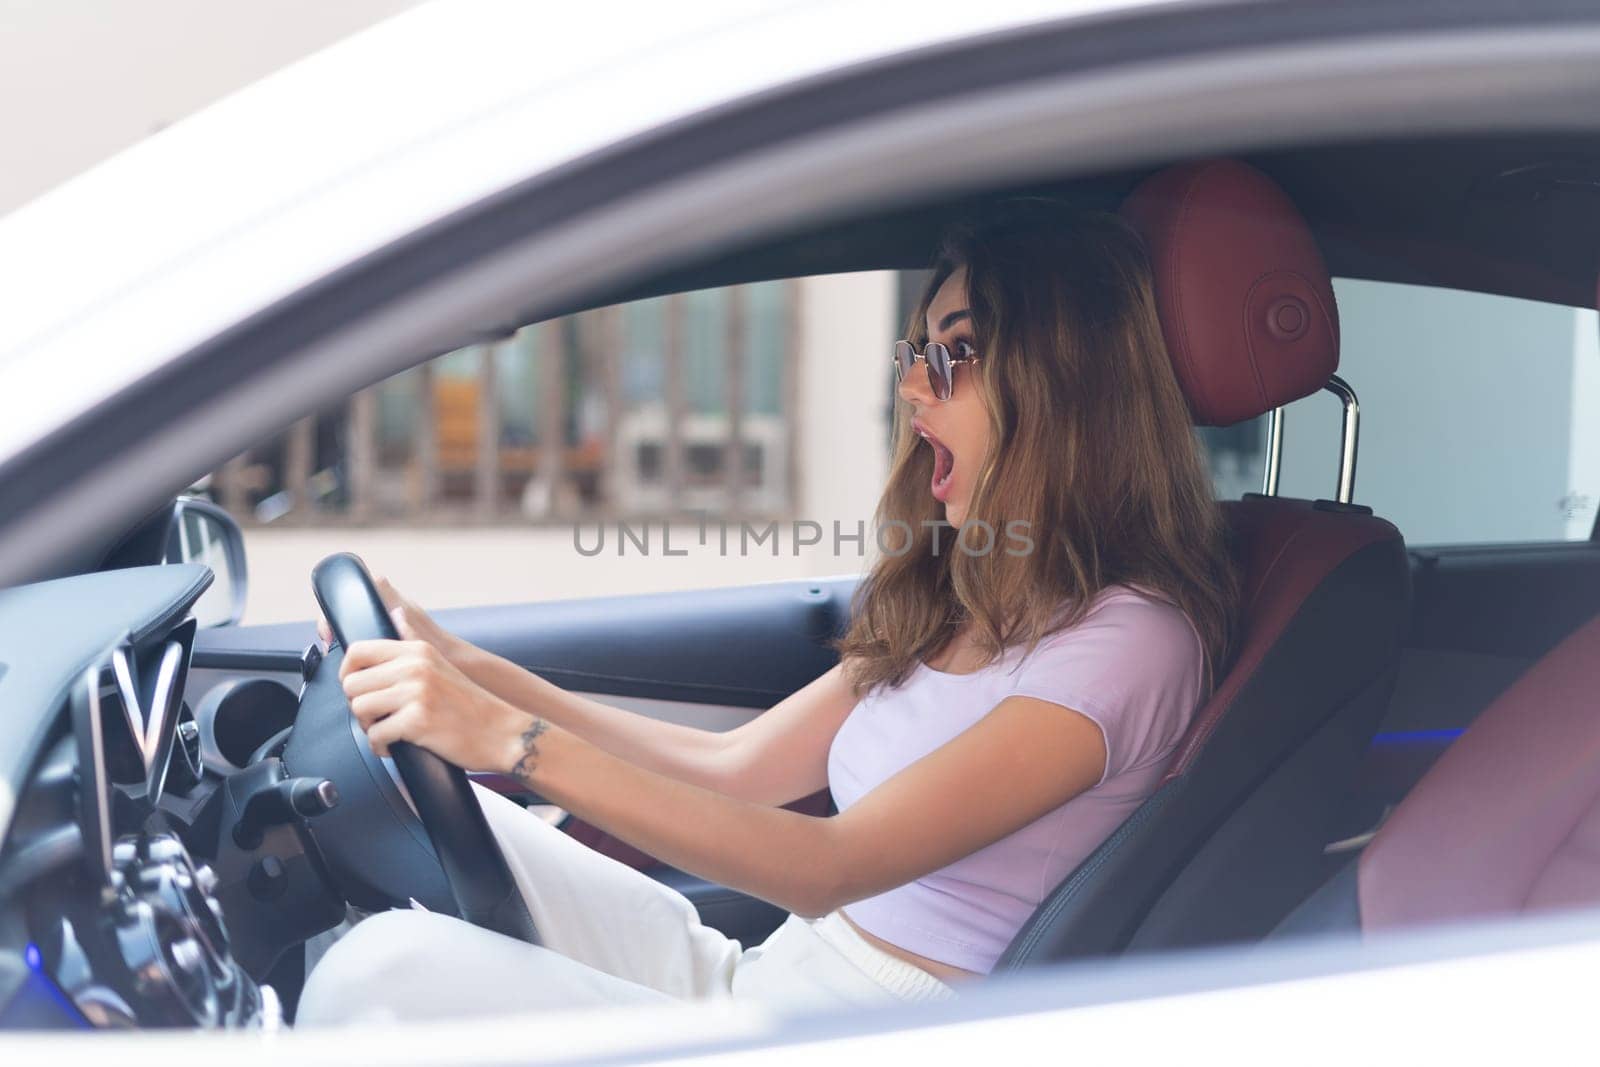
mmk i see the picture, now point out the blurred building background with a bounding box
[210,273,901,621]
[7,2,1597,623]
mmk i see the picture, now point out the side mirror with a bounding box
[167,496,249,627]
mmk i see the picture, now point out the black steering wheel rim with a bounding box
[307,552,539,944]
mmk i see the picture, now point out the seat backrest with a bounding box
[1167,495,1405,784]
[998,160,1412,969]
[1358,610,1600,929]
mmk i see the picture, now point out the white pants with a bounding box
[297,786,953,1024]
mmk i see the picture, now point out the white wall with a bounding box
[0,0,418,216]
[795,270,896,568]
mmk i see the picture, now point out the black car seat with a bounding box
[997,160,1413,969]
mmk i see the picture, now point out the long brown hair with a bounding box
[835,201,1237,695]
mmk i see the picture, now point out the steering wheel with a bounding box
[283,552,539,945]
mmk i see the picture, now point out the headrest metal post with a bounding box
[1324,375,1359,504]
[1260,407,1284,497]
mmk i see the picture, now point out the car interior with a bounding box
[3,130,1600,1030]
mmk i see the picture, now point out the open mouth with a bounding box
[914,420,957,502]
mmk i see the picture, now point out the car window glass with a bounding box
[211,273,1600,625]
[206,275,896,624]
[1201,279,1600,545]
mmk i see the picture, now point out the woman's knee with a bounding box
[298,909,470,1024]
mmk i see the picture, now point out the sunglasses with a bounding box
[893,340,982,402]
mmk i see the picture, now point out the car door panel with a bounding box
[1363,542,1600,802]
[1410,543,1600,659]
[195,576,856,707]
[1386,542,1600,735]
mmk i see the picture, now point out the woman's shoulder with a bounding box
[1054,583,1195,638]
[1010,586,1208,780]
[1030,584,1205,678]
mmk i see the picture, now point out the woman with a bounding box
[299,202,1237,1022]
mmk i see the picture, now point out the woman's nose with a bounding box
[896,361,934,406]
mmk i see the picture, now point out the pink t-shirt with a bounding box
[826,586,1206,973]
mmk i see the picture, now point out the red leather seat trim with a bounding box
[1162,497,1401,783]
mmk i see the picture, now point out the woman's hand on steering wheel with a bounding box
[339,613,538,775]
[318,573,469,664]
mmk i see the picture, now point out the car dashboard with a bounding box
[0,565,307,1029]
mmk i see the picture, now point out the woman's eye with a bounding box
[954,340,977,360]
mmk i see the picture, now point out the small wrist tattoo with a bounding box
[510,718,549,784]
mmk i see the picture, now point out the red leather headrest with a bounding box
[1121,160,1339,427]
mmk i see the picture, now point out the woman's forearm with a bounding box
[506,719,844,917]
[454,644,742,794]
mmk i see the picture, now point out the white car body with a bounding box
[3,0,1600,1060]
